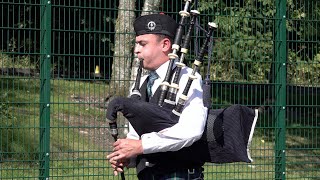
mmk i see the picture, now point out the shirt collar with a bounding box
[154,59,176,80]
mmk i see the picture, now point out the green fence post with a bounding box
[274,0,287,179]
[39,0,52,179]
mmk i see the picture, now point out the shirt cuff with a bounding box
[141,132,160,154]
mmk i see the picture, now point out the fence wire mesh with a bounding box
[0,0,319,179]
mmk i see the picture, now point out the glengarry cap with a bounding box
[133,13,178,38]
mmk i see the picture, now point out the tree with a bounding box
[110,0,163,96]
[110,0,136,96]
[198,0,275,83]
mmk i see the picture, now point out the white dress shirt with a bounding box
[127,60,208,154]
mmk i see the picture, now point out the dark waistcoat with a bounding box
[135,78,205,175]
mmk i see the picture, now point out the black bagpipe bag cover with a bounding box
[106,97,258,163]
[106,97,179,136]
[201,104,258,163]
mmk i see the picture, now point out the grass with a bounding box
[0,52,37,69]
[1,77,115,179]
[1,76,320,179]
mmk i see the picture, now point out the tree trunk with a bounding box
[141,0,162,16]
[111,0,136,96]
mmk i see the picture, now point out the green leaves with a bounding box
[197,0,320,84]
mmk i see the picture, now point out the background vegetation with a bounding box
[0,0,319,84]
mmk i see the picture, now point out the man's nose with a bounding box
[134,44,140,54]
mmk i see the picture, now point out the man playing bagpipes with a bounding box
[107,13,208,179]
[106,2,258,179]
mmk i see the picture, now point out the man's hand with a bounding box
[107,138,143,161]
[109,157,129,176]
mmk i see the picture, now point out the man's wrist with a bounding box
[137,139,144,155]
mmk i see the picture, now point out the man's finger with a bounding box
[113,146,120,151]
[113,139,121,146]
[109,158,117,164]
[106,151,119,159]
[116,167,124,172]
[113,153,126,161]
[112,165,123,171]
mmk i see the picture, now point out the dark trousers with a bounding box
[138,167,204,180]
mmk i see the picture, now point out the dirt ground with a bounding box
[64,94,128,150]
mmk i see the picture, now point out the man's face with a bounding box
[134,34,168,70]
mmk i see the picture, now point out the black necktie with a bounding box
[147,71,159,98]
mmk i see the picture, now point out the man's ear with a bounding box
[161,38,172,52]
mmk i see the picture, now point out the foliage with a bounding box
[1,0,319,83]
[288,50,320,84]
[286,1,320,84]
[0,1,118,77]
[0,51,37,69]
[197,0,274,82]
[198,0,320,84]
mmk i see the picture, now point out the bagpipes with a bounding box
[107,0,258,167]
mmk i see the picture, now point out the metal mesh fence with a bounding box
[0,0,319,179]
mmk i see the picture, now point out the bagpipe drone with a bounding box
[107,0,258,167]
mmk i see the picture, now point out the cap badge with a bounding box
[147,21,156,31]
